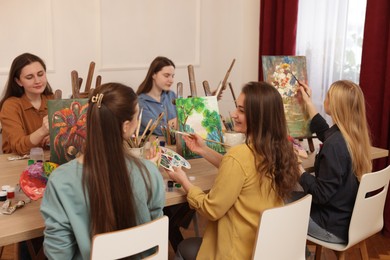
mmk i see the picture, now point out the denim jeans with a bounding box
[308,218,346,244]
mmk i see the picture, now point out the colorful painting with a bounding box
[175,96,225,159]
[262,56,311,137]
[48,99,88,164]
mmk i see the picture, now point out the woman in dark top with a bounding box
[298,80,372,243]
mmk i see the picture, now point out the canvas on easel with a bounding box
[262,56,311,138]
[175,96,225,159]
[48,99,88,164]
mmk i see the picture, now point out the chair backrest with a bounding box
[252,194,312,260]
[347,165,390,247]
[90,216,169,260]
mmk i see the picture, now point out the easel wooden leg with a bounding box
[307,137,315,153]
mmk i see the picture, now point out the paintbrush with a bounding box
[138,119,153,147]
[290,71,310,97]
[135,108,143,146]
[170,129,230,147]
[142,112,165,143]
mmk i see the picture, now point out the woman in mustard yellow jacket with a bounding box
[168,81,300,260]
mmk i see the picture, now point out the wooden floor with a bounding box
[1,214,390,260]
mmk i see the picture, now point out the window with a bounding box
[296,0,367,119]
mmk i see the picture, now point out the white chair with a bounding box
[308,165,390,260]
[252,194,312,260]
[90,216,169,260]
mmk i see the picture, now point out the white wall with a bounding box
[0,0,260,116]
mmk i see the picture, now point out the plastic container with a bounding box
[0,191,7,201]
[7,187,15,199]
[30,147,44,162]
[1,185,10,191]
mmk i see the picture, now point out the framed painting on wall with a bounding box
[175,96,225,159]
[48,99,88,165]
[262,55,311,138]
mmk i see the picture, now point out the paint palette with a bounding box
[159,146,191,172]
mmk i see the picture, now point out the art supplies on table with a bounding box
[288,136,309,159]
[160,125,176,145]
[159,146,191,172]
[126,112,165,149]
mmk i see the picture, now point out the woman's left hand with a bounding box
[145,145,161,167]
[165,166,193,192]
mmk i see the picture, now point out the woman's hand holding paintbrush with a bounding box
[290,71,311,98]
[297,82,318,119]
[181,133,224,168]
[171,129,230,147]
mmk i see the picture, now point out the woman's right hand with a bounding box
[298,83,312,103]
[183,134,207,155]
[298,83,318,119]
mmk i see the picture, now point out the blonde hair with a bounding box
[327,80,372,179]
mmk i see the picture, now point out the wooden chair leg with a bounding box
[359,240,369,260]
[315,245,322,260]
[335,251,346,260]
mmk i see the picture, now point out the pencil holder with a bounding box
[128,146,145,159]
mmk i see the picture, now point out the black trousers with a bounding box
[164,203,196,252]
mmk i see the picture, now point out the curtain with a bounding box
[258,0,299,81]
[360,0,390,237]
[295,0,366,122]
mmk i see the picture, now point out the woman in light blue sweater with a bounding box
[40,83,165,259]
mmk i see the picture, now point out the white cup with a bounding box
[223,132,246,147]
[128,147,145,158]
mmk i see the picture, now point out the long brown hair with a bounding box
[327,80,372,179]
[0,53,53,110]
[242,82,300,199]
[136,56,175,95]
[82,83,150,237]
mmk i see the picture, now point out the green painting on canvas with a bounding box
[176,96,225,159]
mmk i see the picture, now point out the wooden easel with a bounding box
[297,136,317,153]
[71,61,102,98]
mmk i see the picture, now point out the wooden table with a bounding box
[0,146,388,247]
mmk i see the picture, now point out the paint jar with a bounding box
[28,159,35,165]
[167,181,174,192]
[1,185,10,192]
[30,147,44,162]
[7,187,15,199]
[0,191,7,201]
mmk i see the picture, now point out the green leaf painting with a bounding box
[262,56,311,138]
[176,96,225,159]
